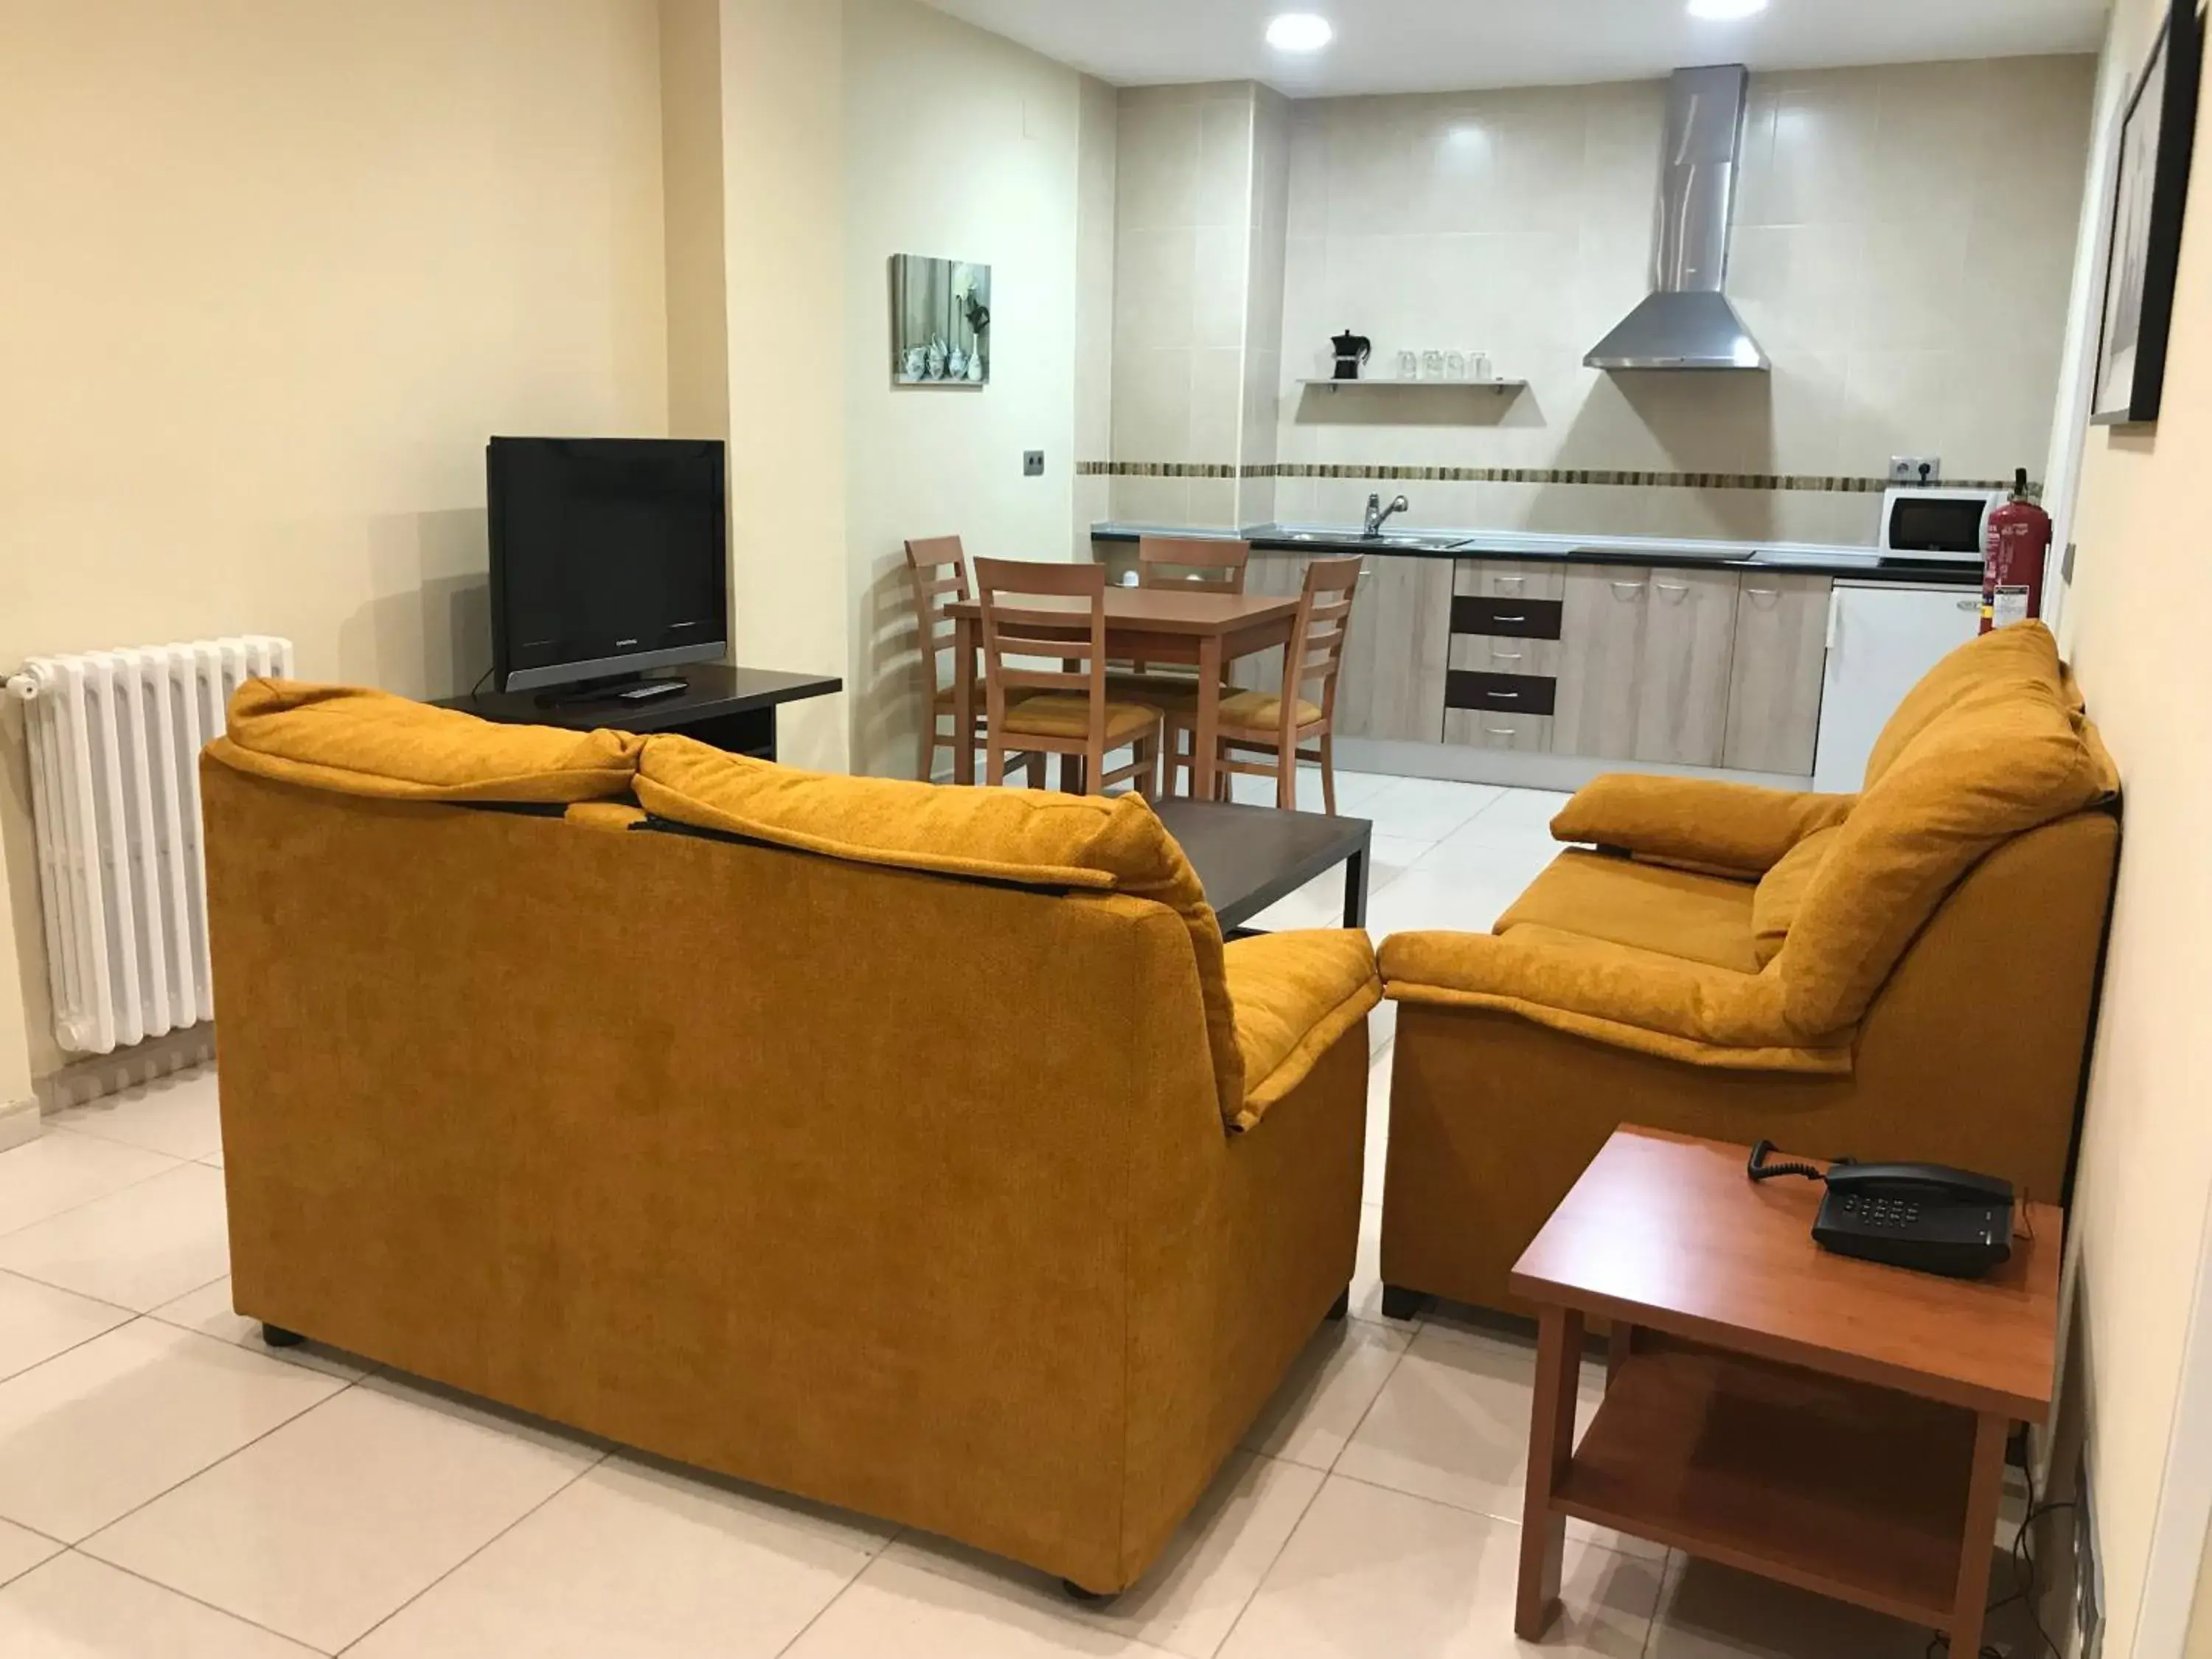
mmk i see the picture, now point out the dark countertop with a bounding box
[1090,522,1983,586]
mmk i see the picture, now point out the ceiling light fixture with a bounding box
[1265,13,1334,52]
[1686,0,1767,18]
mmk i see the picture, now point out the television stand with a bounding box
[434,665,841,762]
[535,675,686,711]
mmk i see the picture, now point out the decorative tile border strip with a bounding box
[1077,461,2039,495]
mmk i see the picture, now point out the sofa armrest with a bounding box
[1224,930,1382,1130]
[1379,925,1851,1074]
[1550,775,1856,877]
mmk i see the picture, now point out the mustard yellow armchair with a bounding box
[1377,624,2120,1315]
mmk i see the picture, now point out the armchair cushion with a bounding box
[1750,826,1839,968]
[1495,849,1760,974]
[210,680,643,803]
[1548,775,1855,878]
[1777,623,2106,1034]
[1225,930,1382,1130]
[636,737,1246,1124]
[1380,926,1851,1074]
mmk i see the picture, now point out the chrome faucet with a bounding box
[1363,493,1411,538]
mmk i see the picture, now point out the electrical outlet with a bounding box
[1890,455,1942,486]
[1023,451,1046,478]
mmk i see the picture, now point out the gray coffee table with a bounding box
[1151,799,1372,932]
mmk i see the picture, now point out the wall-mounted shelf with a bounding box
[1298,378,1526,394]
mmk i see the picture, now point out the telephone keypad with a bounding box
[1839,1194,1923,1229]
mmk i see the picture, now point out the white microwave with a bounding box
[1879,487,2001,559]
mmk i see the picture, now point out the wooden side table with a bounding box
[1509,1128,2060,1657]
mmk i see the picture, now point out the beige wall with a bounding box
[719,0,848,771]
[1265,58,2096,543]
[662,0,731,443]
[841,0,1096,779]
[2059,0,2212,1648]
[1110,83,1265,529]
[1074,78,1121,549]
[0,0,670,1083]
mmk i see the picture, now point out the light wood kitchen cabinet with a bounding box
[1723,574,1833,776]
[1228,554,1308,695]
[1335,555,1453,742]
[1553,566,1650,759]
[1633,568,1741,767]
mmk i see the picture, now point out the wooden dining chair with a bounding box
[1175,555,1363,814]
[972,558,1164,797]
[902,537,1043,787]
[1109,536,1252,791]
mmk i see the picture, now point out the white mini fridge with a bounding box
[1812,582,1984,793]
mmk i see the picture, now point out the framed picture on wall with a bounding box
[2092,0,2202,425]
[891,254,991,387]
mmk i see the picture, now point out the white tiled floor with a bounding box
[0,776,2048,1656]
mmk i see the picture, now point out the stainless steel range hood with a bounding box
[1586,64,1770,372]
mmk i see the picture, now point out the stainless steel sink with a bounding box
[1275,529,1470,552]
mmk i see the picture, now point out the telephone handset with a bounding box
[1746,1140,2016,1280]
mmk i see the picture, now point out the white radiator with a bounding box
[6,636,294,1056]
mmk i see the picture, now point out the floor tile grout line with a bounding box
[73,1349,371,1554]
[769,1525,908,1659]
[0,1155,196,1242]
[55,1546,341,1655]
[0,1252,222,1318]
[330,1447,611,1655]
[43,1117,222,1165]
[0,1309,142,1389]
[1323,1338,1413,1479]
[1203,1451,1335,1659]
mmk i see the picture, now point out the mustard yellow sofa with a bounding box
[1378,622,2120,1315]
[200,681,1380,1596]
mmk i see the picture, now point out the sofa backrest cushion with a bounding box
[208,680,643,802]
[636,736,1245,1122]
[1775,623,2106,1035]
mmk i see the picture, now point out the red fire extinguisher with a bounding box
[1983,467,2051,634]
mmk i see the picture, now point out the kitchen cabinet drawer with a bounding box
[1450,630,1562,680]
[1724,574,1832,775]
[1443,709,1554,752]
[1447,669,1557,718]
[1456,559,1567,602]
[1451,596,1563,639]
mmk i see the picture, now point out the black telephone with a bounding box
[1747,1141,2016,1280]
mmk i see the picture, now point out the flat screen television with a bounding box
[487,437,728,694]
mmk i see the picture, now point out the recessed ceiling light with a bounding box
[1686,0,1767,18]
[1265,13,1334,52]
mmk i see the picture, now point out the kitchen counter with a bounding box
[1090,522,1982,587]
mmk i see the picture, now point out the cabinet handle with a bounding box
[1492,614,1527,623]
[1655,580,1690,593]
[1490,648,1524,661]
[1486,726,1518,737]
[1495,574,1526,586]
[1745,586,1780,597]
[1610,580,1646,593]
[1485,690,1520,700]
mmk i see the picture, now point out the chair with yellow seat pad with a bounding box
[902,535,1046,787]
[1106,535,1253,791]
[1374,622,2123,1318]
[1171,555,1362,813]
[974,557,1164,797]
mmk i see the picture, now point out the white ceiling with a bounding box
[919,0,2107,97]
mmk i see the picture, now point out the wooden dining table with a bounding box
[945,588,1303,800]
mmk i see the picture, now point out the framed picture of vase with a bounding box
[891,254,991,387]
[2092,0,2202,425]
